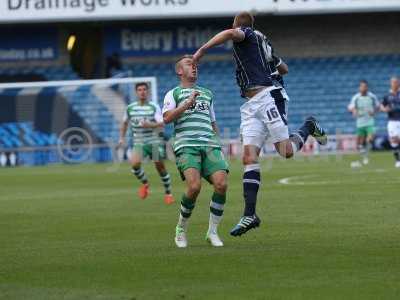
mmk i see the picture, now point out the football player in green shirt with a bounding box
[348,80,380,166]
[163,55,229,248]
[119,82,174,205]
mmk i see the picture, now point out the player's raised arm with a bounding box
[163,90,199,124]
[193,29,245,64]
[193,12,256,64]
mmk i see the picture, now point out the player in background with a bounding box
[119,82,175,204]
[193,11,327,237]
[348,80,380,167]
[163,55,229,248]
[380,77,400,168]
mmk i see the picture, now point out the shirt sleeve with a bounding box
[210,102,216,122]
[162,90,176,114]
[273,56,283,67]
[370,93,380,108]
[122,109,129,122]
[236,27,253,41]
[154,103,163,123]
[348,95,357,110]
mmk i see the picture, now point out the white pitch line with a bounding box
[278,175,340,186]
[278,175,315,186]
[278,168,395,186]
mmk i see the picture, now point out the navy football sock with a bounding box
[289,120,313,151]
[243,166,261,216]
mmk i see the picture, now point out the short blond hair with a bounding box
[234,11,255,28]
[175,54,193,74]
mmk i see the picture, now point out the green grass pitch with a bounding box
[0,152,399,300]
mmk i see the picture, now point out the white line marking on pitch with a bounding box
[278,169,391,186]
[278,175,324,186]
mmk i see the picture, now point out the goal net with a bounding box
[0,77,158,166]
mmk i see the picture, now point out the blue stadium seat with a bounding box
[126,54,399,136]
[1,54,396,151]
[0,122,58,148]
[0,65,79,81]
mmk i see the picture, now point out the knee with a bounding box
[390,138,400,148]
[277,148,293,159]
[284,149,294,159]
[214,178,228,194]
[242,153,258,165]
[187,181,201,197]
[276,142,294,159]
[155,162,166,173]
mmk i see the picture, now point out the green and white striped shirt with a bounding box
[348,92,379,128]
[124,101,163,145]
[162,85,220,152]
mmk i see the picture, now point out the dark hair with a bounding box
[360,80,368,85]
[135,82,149,90]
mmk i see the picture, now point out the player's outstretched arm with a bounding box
[163,91,199,124]
[193,29,245,64]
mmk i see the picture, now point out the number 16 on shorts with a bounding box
[266,107,279,122]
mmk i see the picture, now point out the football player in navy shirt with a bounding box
[193,11,327,236]
[381,77,400,168]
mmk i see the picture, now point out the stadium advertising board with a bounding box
[0,28,58,62]
[104,25,232,57]
[275,0,400,14]
[0,1,272,23]
[1,0,399,23]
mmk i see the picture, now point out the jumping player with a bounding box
[193,11,327,236]
[348,80,380,166]
[163,55,229,248]
[119,82,175,204]
[381,76,400,168]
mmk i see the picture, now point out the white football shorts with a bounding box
[388,120,400,147]
[240,87,289,148]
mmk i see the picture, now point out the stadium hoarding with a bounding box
[0,28,58,61]
[1,0,400,23]
[104,24,233,57]
[0,0,273,23]
[275,0,400,15]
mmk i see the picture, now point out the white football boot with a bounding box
[395,161,400,168]
[175,226,188,248]
[206,229,224,247]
